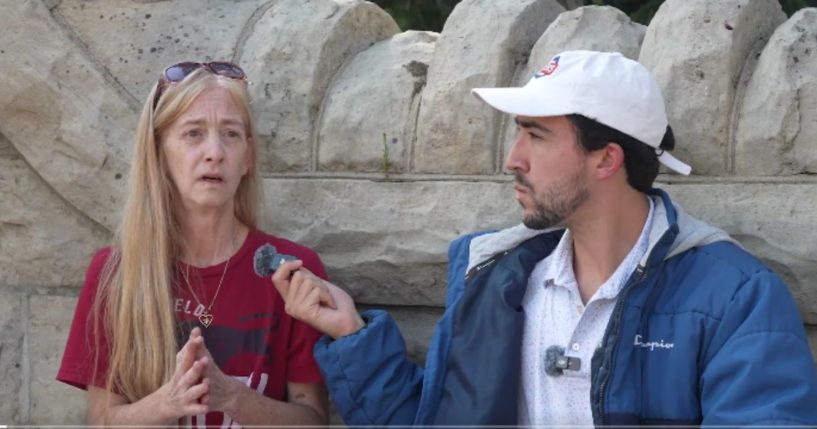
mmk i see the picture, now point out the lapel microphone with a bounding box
[544,345,581,376]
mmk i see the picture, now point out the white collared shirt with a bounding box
[518,198,654,427]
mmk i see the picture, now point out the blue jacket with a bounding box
[315,189,817,426]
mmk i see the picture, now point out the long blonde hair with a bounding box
[92,69,262,402]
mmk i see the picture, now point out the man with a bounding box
[273,51,817,426]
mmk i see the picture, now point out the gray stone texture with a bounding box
[51,0,268,102]
[639,0,786,176]
[240,0,400,173]
[0,0,134,231]
[317,31,438,174]
[0,293,24,423]
[501,5,646,161]
[524,6,645,77]
[413,0,565,175]
[735,8,817,176]
[28,295,85,424]
[262,178,518,307]
[0,136,110,288]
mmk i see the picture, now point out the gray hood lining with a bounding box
[467,195,738,273]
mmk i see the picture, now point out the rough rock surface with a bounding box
[52,0,268,102]
[0,1,134,231]
[240,0,399,173]
[0,293,24,423]
[413,0,565,175]
[262,178,519,307]
[0,136,110,288]
[28,295,85,424]
[318,31,438,174]
[735,8,817,175]
[639,0,786,175]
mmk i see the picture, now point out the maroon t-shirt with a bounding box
[57,229,326,426]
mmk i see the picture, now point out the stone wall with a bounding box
[1,0,815,424]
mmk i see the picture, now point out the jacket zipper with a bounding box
[465,250,510,280]
[595,264,648,424]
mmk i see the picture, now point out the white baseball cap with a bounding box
[473,50,691,175]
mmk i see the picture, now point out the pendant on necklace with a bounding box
[199,312,214,328]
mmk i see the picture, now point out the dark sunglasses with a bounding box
[153,61,247,110]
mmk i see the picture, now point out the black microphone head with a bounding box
[254,244,278,277]
[254,243,298,278]
[544,345,565,376]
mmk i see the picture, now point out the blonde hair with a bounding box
[92,68,262,402]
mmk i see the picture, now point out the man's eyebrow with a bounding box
[514,117,552,134]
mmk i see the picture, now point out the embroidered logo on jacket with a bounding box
[633,334,674,351]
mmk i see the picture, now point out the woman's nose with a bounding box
[204,133,226,162]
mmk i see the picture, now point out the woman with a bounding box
[57,62,329,427]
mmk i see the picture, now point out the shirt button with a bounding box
[571,342,581,352]
[575,304,583,314]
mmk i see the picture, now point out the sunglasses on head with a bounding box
[153,61,247,110]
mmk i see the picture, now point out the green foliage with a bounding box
[590,0,664,25]
[375,0,817,31]
[372,0,460,32]
[592,0,817,24]
[779,0,817,15]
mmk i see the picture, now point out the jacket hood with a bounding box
[467,189,738,273]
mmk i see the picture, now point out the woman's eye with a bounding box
[224,130,243,139]
[186,129,202,139]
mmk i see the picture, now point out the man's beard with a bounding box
[515,170,589,230]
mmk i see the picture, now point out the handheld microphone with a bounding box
[253,244,298,277]
[544,345,581,376]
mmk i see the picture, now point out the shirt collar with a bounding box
[541,228,576,289]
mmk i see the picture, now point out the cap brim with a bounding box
[472,87,573,117]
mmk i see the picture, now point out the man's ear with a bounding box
[594,142,625,180]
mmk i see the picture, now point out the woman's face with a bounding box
[160,86,251,215]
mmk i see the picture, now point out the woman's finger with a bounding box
[177,357,208,389]
[185,377,209,404]
[173,335,203,382]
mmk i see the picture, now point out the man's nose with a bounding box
[505,132,529,173]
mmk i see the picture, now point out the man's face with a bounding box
[505,115,590,230]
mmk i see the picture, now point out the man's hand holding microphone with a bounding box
[255,244,365,339]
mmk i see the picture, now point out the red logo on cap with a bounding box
[534,56,560,78]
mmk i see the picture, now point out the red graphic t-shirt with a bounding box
[57,229,326,427]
